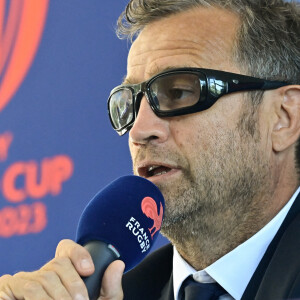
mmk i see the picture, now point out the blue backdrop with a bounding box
[0,0,299,276]
[0,0,168,275]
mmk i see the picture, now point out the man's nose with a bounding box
[129,96,169,145]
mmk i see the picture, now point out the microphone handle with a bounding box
[82,240,120,300]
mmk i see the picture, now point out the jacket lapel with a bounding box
[254,213,300,299]
[242,191,300,300]
[123,243,173,300]
[158,273,174,300]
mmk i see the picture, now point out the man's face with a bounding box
[126,7,272,251]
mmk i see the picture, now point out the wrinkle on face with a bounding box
[127,7,241,83]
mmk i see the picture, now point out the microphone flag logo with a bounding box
[0,0,49,113]
[141,196,164,239]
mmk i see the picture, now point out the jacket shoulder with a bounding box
[123,243,173,300]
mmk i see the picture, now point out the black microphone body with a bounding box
[82,241,120,300]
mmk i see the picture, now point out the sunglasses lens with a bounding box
[149,73,201,111]
[109,88,134,131]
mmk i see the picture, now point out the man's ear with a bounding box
[272,85,300,152]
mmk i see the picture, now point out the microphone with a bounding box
[76,175,165,300]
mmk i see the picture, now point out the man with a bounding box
[0,0,299,299]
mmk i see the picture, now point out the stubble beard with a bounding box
[131,104,273,267]
[155,118,272,266]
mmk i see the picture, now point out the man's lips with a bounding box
[137,162,180,179]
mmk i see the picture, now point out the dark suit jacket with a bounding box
[123,192,300,300]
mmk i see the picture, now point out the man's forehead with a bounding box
[124,6,241,84]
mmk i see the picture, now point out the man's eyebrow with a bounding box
[122,65,191,85]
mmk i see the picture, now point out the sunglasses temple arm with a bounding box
[227,80,287,94]
[261,81,288,90]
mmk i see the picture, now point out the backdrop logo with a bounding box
[141,197,163,239]
[0,0,49,112]
[0,0,73,240]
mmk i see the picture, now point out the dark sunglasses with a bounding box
[107,67,288,136]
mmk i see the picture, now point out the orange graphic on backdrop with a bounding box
[0,0,49,112]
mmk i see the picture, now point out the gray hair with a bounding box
[117,0,300,176]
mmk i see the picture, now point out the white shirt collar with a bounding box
[173,187,300,300]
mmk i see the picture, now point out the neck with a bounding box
[163,183,299,270]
